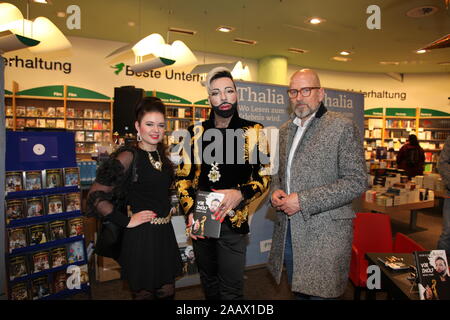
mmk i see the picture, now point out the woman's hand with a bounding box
[186,213,204,240]
[127,210,157,228]
[211,189,244,223]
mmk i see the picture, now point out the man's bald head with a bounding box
[290,69,321,87]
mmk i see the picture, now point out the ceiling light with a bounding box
[406,6,438,18]
[379,61,400,65]
[33,0,49,3]
[308,17,324,25]
[332,56,351,62]
[232,38,257,45]
[56,11,66,18]
[168,27,196,36]
[416,49,427,54]
[0,30,40,54]
[128,21,136,27]
[217,26,234,33]
[288,48,308,54]
[340,51,352,56]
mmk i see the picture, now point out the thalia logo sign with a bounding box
[110,62,205,82]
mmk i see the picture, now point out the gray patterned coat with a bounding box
[267,103,368,298]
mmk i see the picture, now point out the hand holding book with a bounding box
[211,189,244,223]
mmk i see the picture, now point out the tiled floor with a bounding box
[71,199,446,300]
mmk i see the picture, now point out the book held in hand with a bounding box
[414,250,450,300]
[192,191,224,238]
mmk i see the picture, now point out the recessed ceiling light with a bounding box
[379,61,400,65]
[233,38,257,45]
[308,17,324,25]
[56,11,66,18]
[416,49,427,54]
[169,27,196,36]
[332,56,351,62]
[406,6,439,18]
[33,0,49,3]
[340,51,352,56]
[217,26,234,33]
[288,48,308,54]
[438,61,450,65]
[127,21,136,27]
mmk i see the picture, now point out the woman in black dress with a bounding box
[87,97,182,300]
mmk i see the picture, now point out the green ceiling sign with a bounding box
[17,85,64,98]
[146,91,191,104]
[420,108,450,117]
[67,86,110,100]
[5,89,13,95]
[364,108,383,116]
[385,108,416,117]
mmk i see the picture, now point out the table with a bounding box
[365,252,419,300]
[361,200,436,230]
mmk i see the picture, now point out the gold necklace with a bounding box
[147,149,162,171]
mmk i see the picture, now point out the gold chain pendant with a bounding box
[148,150,162,171]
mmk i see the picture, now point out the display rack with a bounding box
[4,131,91,300]
[4,82,113,157]
[364,107,450,172]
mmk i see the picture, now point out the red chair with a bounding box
[393,232,425,253]
[350,213,393,300]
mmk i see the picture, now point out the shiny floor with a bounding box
[72,200,445,300]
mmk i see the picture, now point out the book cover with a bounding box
[84,120,93,130]
[6,199,25,224]
[56,119,65,128]
[56,107,65,117]
[414,250,450,300]
[15,118,25,129]
[75,108,84,118]
[5,171,23,192]
[10,281,29,300]
[66,108,75,118]
[46,194,64,214]
[26,197,45,218]
[75,131,85,142]
[74,119,84,129]
[93,119,102,130]
[31,275,51,300]
[179,245,198,276]
[192,191,224,238]
[68,217,84,237]
[29,224,48,246]
[36,118,46,128]
[64,167,80,186]
[50,246,67,267]
[46,107,56,117]
[9,255,28,280]
[67,241,85,263]
[26,106,36,117]
[45,168,63,188]
[24,170,42,190]
[35,107,45,117]
[48,220,67,241]
[53,270,67,293]
[85,131,94,142]
[66,120,75,130]
[93,109,103,119]
[16,106,26,116]
[31,250,51,273]
[84,108,93,118]
[103,110,111,119]
[65,192,81,212]
[8,227,28,252]
[26,118,37,128]
[102,120,110,130]
[46,119,56,128]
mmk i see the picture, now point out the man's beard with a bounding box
[291,101,319,119]
[212,101,238,118]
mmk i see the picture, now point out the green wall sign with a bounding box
[385,108,416,117]
[420,108,450,117]
[17,85,64,98]
[146,91,191,104]
[364,108,383,116]
[67,86,110,100]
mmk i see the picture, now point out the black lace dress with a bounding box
[88,147,182,292]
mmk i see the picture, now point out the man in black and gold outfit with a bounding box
[175,67,270,300]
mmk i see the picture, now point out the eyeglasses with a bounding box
[287,87,321,98]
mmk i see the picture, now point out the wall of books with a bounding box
[364,107,450,173]
[4,84,113,156]
[4,131,90,300]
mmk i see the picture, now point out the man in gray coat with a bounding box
[267,69,368,299]
[437,136,450,252]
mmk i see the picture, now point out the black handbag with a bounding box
[94,219,124,260]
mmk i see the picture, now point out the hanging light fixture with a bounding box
[0,2,71,54]
[129,33,197,72]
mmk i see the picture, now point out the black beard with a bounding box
[212,101,238,118]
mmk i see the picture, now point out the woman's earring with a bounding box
[137,132,142,142]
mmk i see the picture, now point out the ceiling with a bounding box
[7,0,450,73]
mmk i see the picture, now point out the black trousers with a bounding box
[192,222,247,300]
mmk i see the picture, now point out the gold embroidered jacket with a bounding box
[175,110,271,234]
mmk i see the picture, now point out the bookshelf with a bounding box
[364,107,450,173]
